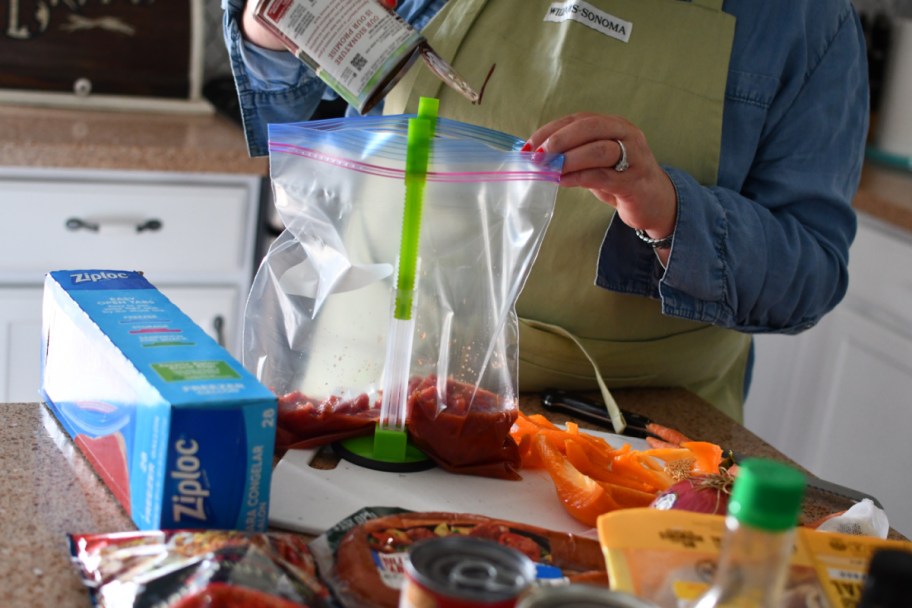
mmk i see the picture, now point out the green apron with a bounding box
[385,0,751,423]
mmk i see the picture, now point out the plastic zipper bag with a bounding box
[245,114,561,479]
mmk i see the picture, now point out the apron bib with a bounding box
[386,0,751,422]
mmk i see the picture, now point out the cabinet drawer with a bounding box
[846,215,912,334]
[0,176,253,276]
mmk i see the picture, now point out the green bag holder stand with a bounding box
[335,97,439,473]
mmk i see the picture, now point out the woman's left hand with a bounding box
[523,112,677,248]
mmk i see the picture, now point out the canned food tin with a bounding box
[516,584,660,608]
[401,536,536,608]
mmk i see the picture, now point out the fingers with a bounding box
[242,1,288,50]
[522,114,585,152]
[523,113,678,238]
[555,138,629,176]
[523,114,638,179]
[523,113,630,159]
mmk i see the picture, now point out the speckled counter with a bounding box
[855,161,912,232]
[0,392,895,608]
[0,403,134,608]
[0,105,267,175]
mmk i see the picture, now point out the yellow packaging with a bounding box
[597,508,912,608]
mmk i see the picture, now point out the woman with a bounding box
[222,0,868,422]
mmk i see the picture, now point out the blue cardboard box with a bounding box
[40,270,277,531]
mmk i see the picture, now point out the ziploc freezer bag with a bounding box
[244,114,561,479]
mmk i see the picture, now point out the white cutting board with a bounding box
[268,429,649,536]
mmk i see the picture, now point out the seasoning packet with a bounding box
[68,529,334,607]
[597,508,912,608]
[253,0,490,114]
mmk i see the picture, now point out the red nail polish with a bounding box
[535,147,544,154]
[520,142,532,152]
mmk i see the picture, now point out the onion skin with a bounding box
[650,473,733,515]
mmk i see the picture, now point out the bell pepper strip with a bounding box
[596,480,657,509]
[635,447,694,463]
[515,433,544,469]
[563,440,657,493]
[525,412,560,430]
[533,434,622,527]
[609,451,674,493]
[680,441,724,475]
[512,409,728,524]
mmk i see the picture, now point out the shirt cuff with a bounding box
[595,166,732,325]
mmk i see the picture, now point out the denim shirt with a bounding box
[222,0,867,336]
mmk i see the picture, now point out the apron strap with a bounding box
[690,0,725,11]
[407,0,489,102]
[521,318,628,435]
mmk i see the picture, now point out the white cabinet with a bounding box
[745,213,912,538]
[0,167,262,403]
[0,288,43,403]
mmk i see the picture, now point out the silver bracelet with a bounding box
[635,228,674,250]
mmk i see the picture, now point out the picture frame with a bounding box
[0,0,212,114]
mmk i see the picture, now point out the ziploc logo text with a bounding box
[162,408,252,529]
[71,270,131,284]
[170,438,210,522]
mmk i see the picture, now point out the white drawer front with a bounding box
[1,177,253,276]
[846,215,912,334]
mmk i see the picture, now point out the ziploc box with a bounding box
[40,269,277,532]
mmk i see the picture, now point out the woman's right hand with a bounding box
[241,0,287,50]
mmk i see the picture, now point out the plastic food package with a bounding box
[815,498,891,538]
[596,507,912,608]
[68,530,333,607]
[245,115,561,478]
[308,507,608,608]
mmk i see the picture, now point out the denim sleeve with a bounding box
[221,0,327,156]
[221,0,445,157]
[597,3,867,335]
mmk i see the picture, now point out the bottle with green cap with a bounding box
[692,458,806,608]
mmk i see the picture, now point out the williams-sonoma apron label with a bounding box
[543,0,633,43]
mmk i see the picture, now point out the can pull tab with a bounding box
[449,558,522,594]
[419,45,495,105]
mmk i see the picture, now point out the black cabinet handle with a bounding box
[65,217,163,233]
[136,219,163,233]
[212,315,225,347]
[65,217,99,232]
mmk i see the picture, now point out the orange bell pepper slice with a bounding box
[533,434,622,527]
[563,439,657,493]
[680,441,724,475]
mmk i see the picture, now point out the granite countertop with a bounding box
[855,161,912,233]
[0,391,893,608]
[0,105,267,175]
